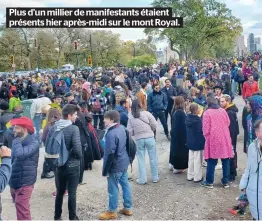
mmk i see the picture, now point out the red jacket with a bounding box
[242,81,259,99]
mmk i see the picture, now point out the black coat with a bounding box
[225,104,239,146]
[242,106,250,153]
[169,110,188,169]
[161,86,177,110]
[185,114,205,151]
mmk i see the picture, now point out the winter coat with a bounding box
[225,104,239,146]
[239,139,262,220]
[127,111,157,140]
[10,134,39,189]
[202,108,233,160]
[242,81,259,99]
[185,114,205,151]
[115,105,128,127]
[169,110,188,169]
[9,97,21,112]
[102,124,129,175]
[147,91,168,113]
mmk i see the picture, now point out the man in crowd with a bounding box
[115,99,129,127]
[99,110,132,220]
[50,94,63,112]
[46,104,82,220]
[147,84,170,140]
[242,74,259,101]
[9,117,39,220]
[161,79,177,124]
[220,95,239,182]
[136,82,148,111]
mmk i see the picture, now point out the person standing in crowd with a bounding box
[127,99,158,185]
[30,89,52,145]
[147,84,170,140]
[220,95,239,182]
[185,103,205,182]
[170,96,188,174]
[50,94,62,112]
[136,82,148,111]
[242,74,259,101]
[242,99,252,154]
[0,101,14,143]
[9,117,39,220]
[240,119,262,221]
[89,88,107,130]
[41,108,62,179]
[64,92,77,105]
[99,110,132,220]
[46,104,82,220]
[161,79,177,124]
[115,99,129,127]
[201,96,233,189]
[0,146,12,221]
[8,90,21,112]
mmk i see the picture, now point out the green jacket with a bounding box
[9,97,21,112]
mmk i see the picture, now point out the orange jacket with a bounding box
[137,90,147,111]
[242,81,259,99]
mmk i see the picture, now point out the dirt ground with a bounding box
[1,96,252,220]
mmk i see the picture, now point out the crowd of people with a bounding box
[0,54,261,220]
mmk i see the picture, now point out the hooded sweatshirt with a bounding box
[225,103,239,146]
[185,114,205,151]
[9,96,21,112]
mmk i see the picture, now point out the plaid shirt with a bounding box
[89,95,107,115]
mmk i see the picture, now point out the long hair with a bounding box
[47,108,62,124]
[131,99,142,118]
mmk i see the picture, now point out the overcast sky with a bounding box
[0,0,261,49]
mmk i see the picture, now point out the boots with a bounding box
[98,211,117,220]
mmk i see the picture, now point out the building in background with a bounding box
[235,35,246,57]
[255,37,261,52]
[247,33,255,53]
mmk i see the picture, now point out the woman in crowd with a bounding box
[169,96,188,174]
[127,99,158,184]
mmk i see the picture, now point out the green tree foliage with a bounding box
[128,54,156,67]
[0,24,157,71]
[145,0,243,60]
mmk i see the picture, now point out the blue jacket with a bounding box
[185,114,205,151]
[115,105,128,127]
[102,124,129,175]
[10,134,39,189]
[194,95,207,107]
[147,91,168,113]
[240,139,262,220]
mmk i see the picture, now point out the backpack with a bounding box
[92,98,102,113]
[45,127,69,167]
[125,129,136,171]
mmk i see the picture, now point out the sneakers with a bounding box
[229,208,245,217]
[200,181,214,189]
[136,179,146,185]
[152,179,159,183]
[41,172,54,179]
[166,135,171,141]
[52,190,68,197]
[119,208,133,216]
[169,164,174,171]
[221,182,230,188]
[98,211,117,220]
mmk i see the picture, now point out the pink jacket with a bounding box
[203,108,233,160]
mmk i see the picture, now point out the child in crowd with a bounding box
[185,103,205,182]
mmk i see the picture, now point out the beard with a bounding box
[14,131,24,138]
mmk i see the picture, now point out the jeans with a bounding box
[107,170,132,212]
[10,185,34,220]
[205,158,230,184]
[93,115,104,130]
[33,114,42,145]
[55,164,80,220]
[152,111,168,136]
[79,148,85,183]
[165,107,172,125]
[136,137,159,183]
[42,158,56,174]
[238,81,244,95]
